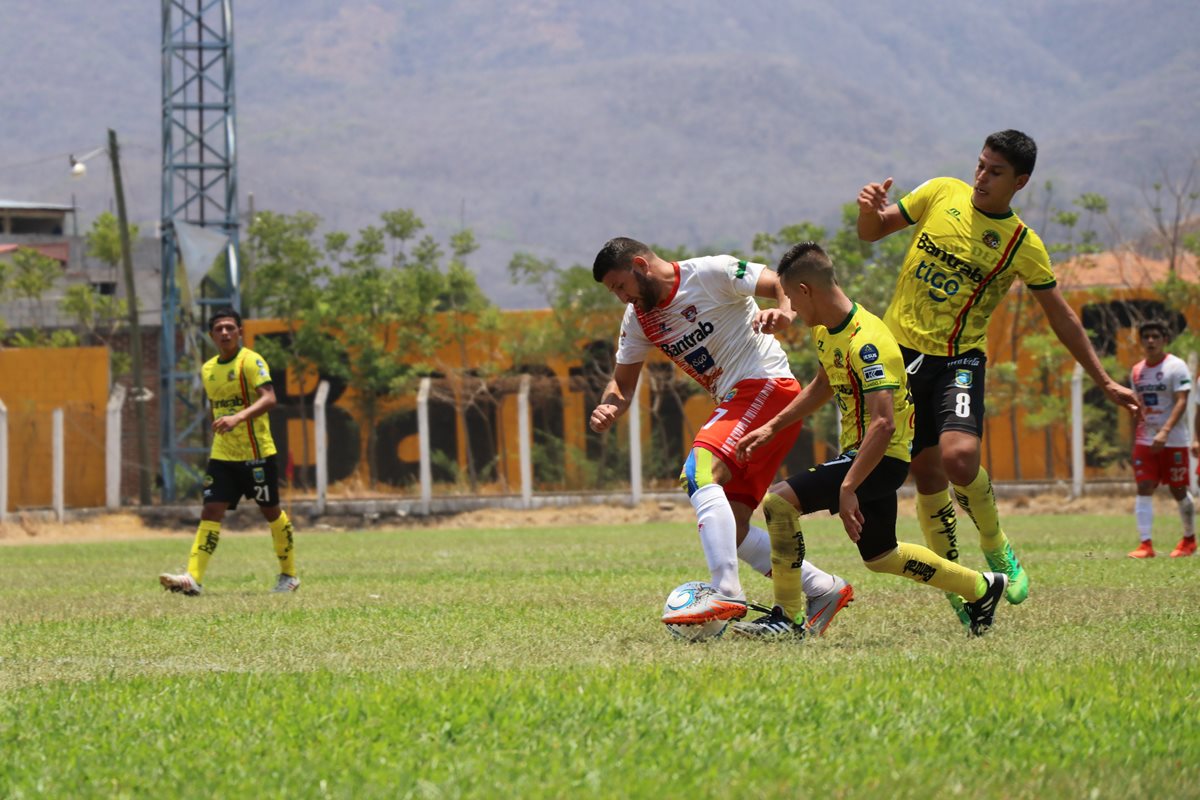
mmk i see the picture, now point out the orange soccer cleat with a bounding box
[1127,541,1156,559]
[1170,537,1197,558]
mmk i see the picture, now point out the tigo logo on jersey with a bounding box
[859,344,879,363]
[954,369,973,387]
[684,347,715,374]
[863,365,885,382]
[982,230,1001,250]
[681,305,698,322]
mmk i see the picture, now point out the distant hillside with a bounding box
[3,0,1197,307]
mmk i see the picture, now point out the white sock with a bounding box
[801,560,837,598]
[1178,493,1195,538]
[738,526,773,576]
[690,484,742,597]
[1135,495,1153,541]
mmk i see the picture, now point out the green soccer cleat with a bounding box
[984,541,1029,604]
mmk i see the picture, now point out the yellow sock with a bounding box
[269,511,297,576]
[865,542,987,600]
[758,494,806,618]
[762,492,805,621]
[952,467,1006,553]
[915,489,959,561]
[187,520,222,583]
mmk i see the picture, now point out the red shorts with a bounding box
[685,377,803,508]
[1132,444,1190,488]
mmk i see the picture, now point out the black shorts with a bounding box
[785,454,910,561]
[899,346,987,456]
[202,455,280,509]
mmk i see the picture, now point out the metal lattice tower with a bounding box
[160,0,240,500]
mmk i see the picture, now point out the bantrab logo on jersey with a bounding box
[685,347,716,374]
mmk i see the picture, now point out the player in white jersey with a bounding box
[1128,320,1195,558]
[590,237,854,635]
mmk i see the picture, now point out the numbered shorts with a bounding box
[900,346,987,456]
[1132,444,1190,488]
[784,453,911,561]
[686,377,804,509]
[203,455,280,509]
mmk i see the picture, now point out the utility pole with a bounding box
[109,128,153,505]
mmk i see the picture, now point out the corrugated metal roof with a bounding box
[0,200,75,212]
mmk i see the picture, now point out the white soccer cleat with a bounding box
[159,572,202,596]
[271,574,300,593]
[661,584,747,625]
[804,576,854,636]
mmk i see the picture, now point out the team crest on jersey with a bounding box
[955,369,973,387]
[227,370,236,381]
[859,344,879,363]
[982,230,1001,250]
[833,349,844,368]
[203,474,214,487]
[723,388,738,402]
[253,467,266,483]
[681,305,698,323]
[1174,451,1184,464]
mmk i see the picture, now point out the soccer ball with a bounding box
[663,580,728,642]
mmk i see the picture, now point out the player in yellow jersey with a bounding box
[856,130,1139,624]
[159,307,300,596]
[735,242,1008,638]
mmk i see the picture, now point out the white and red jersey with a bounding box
[1131,353,1192,447]
[614,255,792,401]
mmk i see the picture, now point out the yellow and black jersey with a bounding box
[883,177,1055,356]
[201,347,276,461]
[814,303,914,462]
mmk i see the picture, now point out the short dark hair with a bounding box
[776,241,837,288]
[984,129,1037,177]
[593,237,653,282]
[209,306,242,331]
[1138,320,1169,339]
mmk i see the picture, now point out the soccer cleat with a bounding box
[731,605,805,640]
[1170,537,1196,558]
[159,572,202,596]
[661,586,747,625]
[804,576,854,636]
[945,592,971,629]
[963,572,1008,637]
[984,541,1029,604]
[272,573,301,593]
[1127,541,1156,559]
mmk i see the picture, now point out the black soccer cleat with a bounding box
[963,571,1008,637]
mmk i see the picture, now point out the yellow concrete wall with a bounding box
[0,347,109,510]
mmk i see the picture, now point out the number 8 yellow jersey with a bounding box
[882,177,1056,356]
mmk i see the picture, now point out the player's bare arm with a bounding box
[838,388,896,542]
[213,383,277,434]
[855,177,908,242]
[1032,286,1140,416]
[751,267,796,335]
[1153,389,1190,453]
[589,361,643,433]
[736,366,834,462]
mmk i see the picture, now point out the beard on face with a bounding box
[632,269,660,312]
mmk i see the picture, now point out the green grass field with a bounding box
[1,512,1197,799]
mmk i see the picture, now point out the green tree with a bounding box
[245,210,346,489]
[325,211,440,489]
[5,248,76,347]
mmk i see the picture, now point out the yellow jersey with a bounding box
[883,177,1055,356]
[201,347,277,461]
[814,303,914,462]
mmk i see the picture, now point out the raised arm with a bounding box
[751,265,797,336]
[856,177,910,242]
